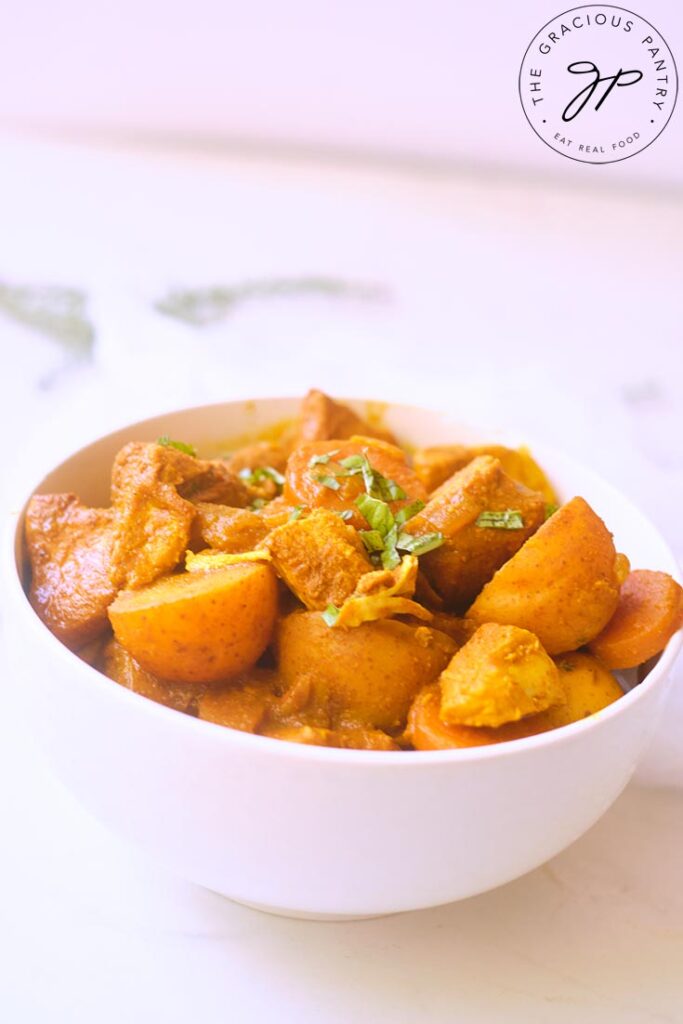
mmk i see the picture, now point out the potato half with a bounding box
[467,497,621,654]
[109,563,278,684]
[276,611,456,732]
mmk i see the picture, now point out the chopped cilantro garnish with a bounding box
[250,497,267,510]
[158,435,197,457]
[375,476,406,502]
[360,529,386,553]
[475,509,525,530]
[355,493,394,536]
[288,505,304,522]
[338,454,365,471]
[238,465,285,489]
[322,603,341,627]
[315,473,341,491]
[336,452,405,501]
[396,531,445,556]
[380,544,401,571]
[355,492,443,566]
[394,499,425,526]
[545,502,559,520]
[308,449,340,468]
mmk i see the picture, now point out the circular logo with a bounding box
[519,5,678,163]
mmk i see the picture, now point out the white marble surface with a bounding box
[0,133,682,1021]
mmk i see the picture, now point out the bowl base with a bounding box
[229,896,395,922]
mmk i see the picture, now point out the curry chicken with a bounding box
[24,390,683,751]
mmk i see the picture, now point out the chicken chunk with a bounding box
[25,493,118,649]
[101,638,199,712]
[297,388,396,444]
[193,503,269,553]
[405,455,546,610]
[223,440,289,475]
[112,441,249,507]
[439,623,565,728]
[197,669,278,732]
[413,444,557,503]
[266,508,371,610]
[412,445,472,492]
[110,442,250,589]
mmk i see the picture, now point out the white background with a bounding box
[0,1,682,1019]
[1,1,681,183]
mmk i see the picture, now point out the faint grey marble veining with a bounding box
[155,277,389,326]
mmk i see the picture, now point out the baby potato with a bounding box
[439,623,565,728]
[467,497,621,654]
[109,563,278,684]
[549,652,624,724]
[276,611,456,732]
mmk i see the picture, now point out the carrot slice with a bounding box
[588,570,683,670]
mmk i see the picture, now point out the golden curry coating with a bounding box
[193,503,269,553]
[407,455,546,610]
[439,623,565,729]
[266,508,371,610]
[25,493,118,649]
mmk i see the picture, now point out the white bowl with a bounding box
[4,398,682,920]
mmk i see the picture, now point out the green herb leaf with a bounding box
[238,465,285,488]
[308,450,340,468]
[545,502,559,520]
[322,603,341,627]
[355,494,395,537]
[475,509,525,530]
[288,506,304,522]
[394,499,426,527]
[360,529,386,553]
[377,526,401,570]
[250,497,267,510]
[396,531,445,556]
[315,473,341,491]
[338,455,365,472]
[158,435,197,457]
[374,476,407,502]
